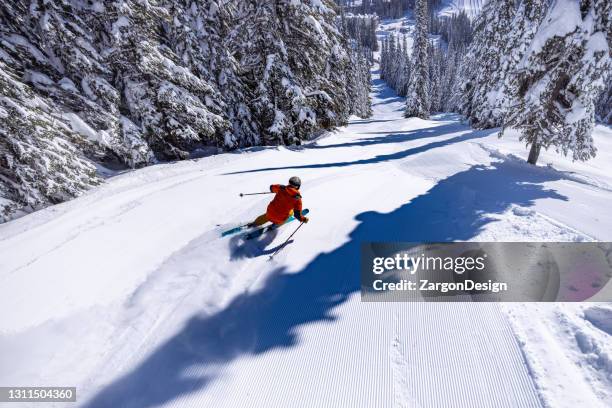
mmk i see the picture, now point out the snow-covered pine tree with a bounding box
[392,36,403,91]
[428,42,443,113]
[503,0,611,164]
[437,11,473,114]
[0,0,155,168]
[440,42,464,112]
[397,35,411,96]
[235,0,353,145]
[100,1,228,161]
[0,0,108,220]
[456,0,517,128]
[368,16,379,52]
[339,11,372,115]
[404,0,430,119]
[387,33,398,88]
[343,14,379,53]
[215,4,261,148]
[347,45,373,118]
[431,10,473,48]
[380,36,389,80]
[0,61,100,222]
[494,0,548,119]
[168,1,259,148]
[0,0,371,221]
[595,80,612,124]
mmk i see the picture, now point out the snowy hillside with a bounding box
[438,0,487,18]
[1,62,612,407]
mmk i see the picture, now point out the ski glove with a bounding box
[301,217,309,224]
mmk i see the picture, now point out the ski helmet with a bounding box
[289,176,301,188]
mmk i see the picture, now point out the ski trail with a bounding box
[390,313,420,408]
[76,66,547,408]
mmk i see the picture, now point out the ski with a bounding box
[244,209,309,240]
[220,209,309,238]
[221,223,251,237]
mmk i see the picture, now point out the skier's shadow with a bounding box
[229,228,279,259]
[84,156,569,408]
[261,239,294,256]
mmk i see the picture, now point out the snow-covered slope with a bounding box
[1,64,612,407]
[439,0,487,18]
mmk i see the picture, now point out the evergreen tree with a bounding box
[431,10,473,49]
[456,0,517,128]
[440,43,464,112]
[387,33,397,87]
[0,61,100,222]
[428,43,443,113]
[391,35,403,90]
[503,0,611,164]
[398,35,411,96]
[103,0,228,161]
[495,0,548,122]
[344,14,379,53]
[381,36,389,80]
[0,0,372,221]
[347,45,373,118]
[595,80,612,124]
[173,1,260,148]
[405,0,430,119]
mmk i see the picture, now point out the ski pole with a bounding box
[269,222,305,260]
[240,192,274,197]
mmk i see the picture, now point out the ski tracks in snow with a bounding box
[504,304,612,407]
[390,313,420,408]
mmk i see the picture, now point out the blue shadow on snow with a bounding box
[224,127,497,175]
[84,156,568,408]
[309,122,472,150]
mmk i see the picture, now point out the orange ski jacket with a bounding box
[266,184,305,224]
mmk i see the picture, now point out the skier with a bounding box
[249,176,309,228]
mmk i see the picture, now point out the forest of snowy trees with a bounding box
[0,0,371,222]
[336,0,449,19]
[337,0,412,18]
[0,0,610,222]
[342,13,379,54]
[381,0,611,164]
[380,3,471,112]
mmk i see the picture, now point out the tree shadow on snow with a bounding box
[370,76,405,104]
[349,118,398,125]
[224,127,497,175]
[84,157,568,408]
[309,122,475,150]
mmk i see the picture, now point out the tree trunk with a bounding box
[527,142,541,165]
